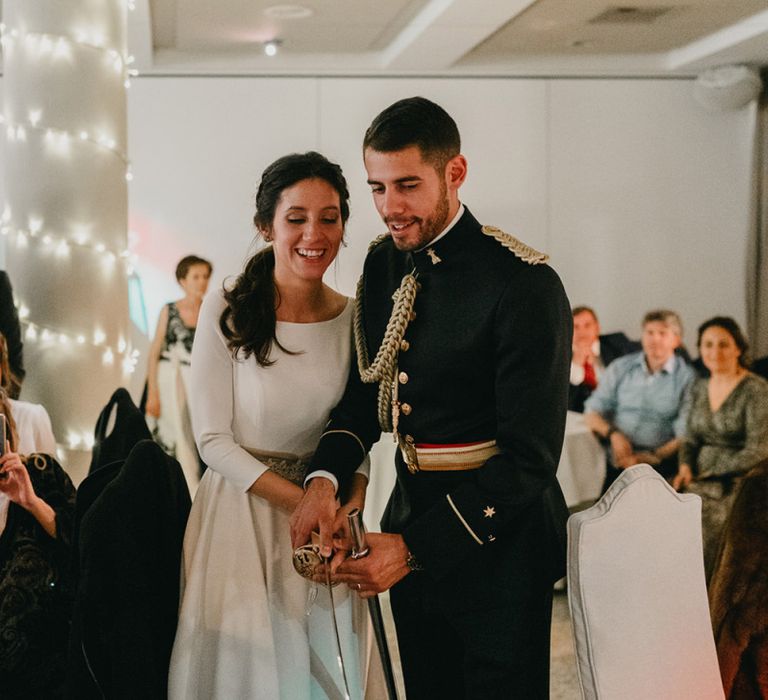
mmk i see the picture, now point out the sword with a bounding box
[347,509,399,700]
[293,540,352,699]
[325,556,352,700]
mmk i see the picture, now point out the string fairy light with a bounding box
[19,313,140,371]
[0,222,136,271]
[0,24,139,89]
[4,117,130,164]
[0,27,133,72]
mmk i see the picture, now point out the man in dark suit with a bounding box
[569,305,637,412]
[0,270,25,397]
[291,97,571,698]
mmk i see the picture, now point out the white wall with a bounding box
[2,74,755,352]
[127,76,754,353]
[548,80,754,346]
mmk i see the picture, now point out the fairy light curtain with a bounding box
[1,0,138,463]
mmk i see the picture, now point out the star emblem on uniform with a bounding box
[426,247,441,265]
[483,506,496,518]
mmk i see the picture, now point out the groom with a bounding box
[291,97,571,699]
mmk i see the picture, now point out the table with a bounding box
[363,411,606,531]
[556,411,606,508]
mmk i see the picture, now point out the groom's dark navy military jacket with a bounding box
[310,206,572,582]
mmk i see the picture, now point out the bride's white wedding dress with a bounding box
[168,291,381,699]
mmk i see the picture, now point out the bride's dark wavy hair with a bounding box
[219,152,350,366]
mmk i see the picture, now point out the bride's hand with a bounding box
[290,477,337,557]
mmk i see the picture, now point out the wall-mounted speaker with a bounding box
[693,65,763,112]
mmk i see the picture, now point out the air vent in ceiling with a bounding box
[589,6,675,24]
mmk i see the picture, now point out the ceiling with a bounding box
[3,0,768,77]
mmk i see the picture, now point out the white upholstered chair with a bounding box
[567,464,724,700]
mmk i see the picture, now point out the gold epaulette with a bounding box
[481,225,549,265]
[367,232,391,253]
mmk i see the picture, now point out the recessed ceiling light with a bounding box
[264,4,313,20]
[263,39,283,57]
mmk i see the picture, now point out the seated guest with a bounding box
[0,390,76,699]
[0,333,56,454]
[672,317,768,580]
[585,309,696,490]
[569,305,637,412]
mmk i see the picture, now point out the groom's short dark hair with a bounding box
[363,96,461,170]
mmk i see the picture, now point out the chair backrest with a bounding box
[568,464,724,700]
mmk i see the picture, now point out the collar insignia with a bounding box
[426,247,442,265]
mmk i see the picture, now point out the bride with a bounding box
[168,152,380,699]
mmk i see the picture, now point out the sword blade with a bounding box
[347,509,399,700]
[325,561,352,700]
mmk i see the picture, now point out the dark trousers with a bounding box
[389,545,553,699]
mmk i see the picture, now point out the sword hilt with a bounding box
[347,507,369,559]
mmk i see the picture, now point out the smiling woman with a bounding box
[168,152,383,699]
[217,152,350,366]
[269,177,346,292]
[674,316,768,580]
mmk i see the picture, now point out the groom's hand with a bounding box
[290,477,337,557]
[333,532,411,598]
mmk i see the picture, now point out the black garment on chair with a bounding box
[88,387,151,474]
[66,440,191,700]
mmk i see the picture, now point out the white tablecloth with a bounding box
[556,411,606,507]
[364,412,606,530]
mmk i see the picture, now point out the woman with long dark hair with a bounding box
[168,152,378,699]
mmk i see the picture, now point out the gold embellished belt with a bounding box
[243,447,313,486]
[397,436,499,474]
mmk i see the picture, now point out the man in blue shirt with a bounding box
[585,309,696,490]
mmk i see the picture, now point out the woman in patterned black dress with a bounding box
[146,255,212,494]
[0,390,76,699]
[673,317,768,580]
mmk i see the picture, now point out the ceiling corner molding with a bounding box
[665,8,768,72]
[380,0,538,72]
